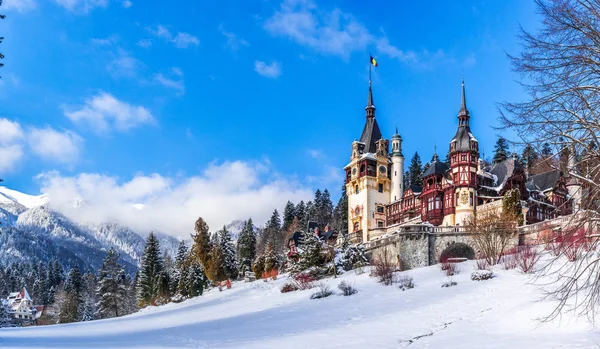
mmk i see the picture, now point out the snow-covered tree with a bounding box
[236,218,256,274]
[136,232,164,306]
[289,231,330,277]
[96,248,128,319]
[493,137,509,164]
[282,201,296,232]
[263,243,280,273]
[187,259,208,297]
[191,217,212,268]
[218,226,238,280]
[338,244,369,271]
[59,266,84,323]
[0,300,15,328]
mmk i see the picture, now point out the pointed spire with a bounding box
[432,143,439,162]
[365,80,376,119]
[458,77,469,120]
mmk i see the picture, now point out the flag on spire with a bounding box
[370,55,378,67]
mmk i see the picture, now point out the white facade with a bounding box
[390,132,404,203]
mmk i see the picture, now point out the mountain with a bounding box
[0,186,180,273]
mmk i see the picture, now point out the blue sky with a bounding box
[0,0,538,234]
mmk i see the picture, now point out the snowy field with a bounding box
[1,261,599,349]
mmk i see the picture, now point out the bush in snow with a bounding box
[471,270,493,281]
[396,275,414,291]
[310,283,333,299]
[370,248,395,286]
[475,258,490,270]
[337,281,358,296]
[441,262,459,276]
[280,283,299,293]
[441,281,457,288]
[338,244,369,272]
[516,246,540,274]
[500,252,518,270]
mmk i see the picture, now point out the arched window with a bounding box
[355,185,359,194]
[353,222,359,232]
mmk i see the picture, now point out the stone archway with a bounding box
[439,242,475,262]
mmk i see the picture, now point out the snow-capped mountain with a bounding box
[0,186,179,273]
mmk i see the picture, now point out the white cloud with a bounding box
[219,24,249,51]
[137,39,152,49]
[254,61,282,79]
[307,149,323,159]
[0,118,25,172]
[150,25,199,49]
[28,127,82,165]
[122,0,132,8]
[54,0,108,13]
[264,0,372,59]
[37,160,313,236]
[3,0,37,12]
[107,50,142,78]
[172,32,200,48]
[91,35,118,46]
[63,92,155,133]
[264,0,451,66]
[155,68,185,95]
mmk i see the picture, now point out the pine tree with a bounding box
[403,170,410,188]
[317,189,334,229]
[332,183,348,234]
[205,243,226,283]
[289,231,329,276]
[521,144,539,172]
[493,137,509,164]
[96,248,128,319]
[236,218,256,274]
[191,217,212,268]
[263,243,280,273]
[0,300,15,328]
[295,201,306,228]
[541,142,553,158]
[170,241,187,295]
[338,244,368,271]
[59,266,85,323]
[408,152,423,186]
[502,188,524,225]
[187,259,208,297]
[136,232,164,306]
[261,209,284,253]
[282,201,296,232]
[218,226,238,280]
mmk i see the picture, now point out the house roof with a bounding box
[408,184,423,194]
[423,160,449,177]
[487,158,523,191]
[526,170,562,192]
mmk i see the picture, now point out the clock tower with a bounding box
[344,82,392,243]
[448,79,479,225]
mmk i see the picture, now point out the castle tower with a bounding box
[566,144,583,212]
[344,82,391,243]
[449,79,479,225]
[391,127,404,202]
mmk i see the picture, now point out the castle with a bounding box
[344,80,584,245]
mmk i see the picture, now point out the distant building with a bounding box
[7,287,43,323]
[344,79,582,244]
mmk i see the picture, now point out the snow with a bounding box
[2,260,599,348]
[0,186,49,209]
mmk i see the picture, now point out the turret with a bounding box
[391,127,404,202]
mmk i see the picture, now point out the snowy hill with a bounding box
[0,261,596,348]
[0,186,179,272]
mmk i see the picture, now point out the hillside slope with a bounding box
[0,261,597,348]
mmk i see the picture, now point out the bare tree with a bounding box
[466,211,518,265]
[501,0,600,322]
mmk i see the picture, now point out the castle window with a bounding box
[469,192,473,205]
[353,222,359,231]
[378,183,384,193]
[355,185,359,194]
[435,196,441,209]
[461,154,467,162]
[377,220,384,228]
[455,193,459,206]
[376,205,384,214]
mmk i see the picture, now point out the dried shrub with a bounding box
[471,270,493,281]
[441,262,458,276]
[441,281,457,288]
[475,258,490,270]
[370,248,395,286]
[310,283,334,299]
[337,281,358,296]
[261,269,279,280]
[280,283,299,293]
[293,273,316,290]
[516,246,540,273]
[397,275,414,291]
[501,253,518,270]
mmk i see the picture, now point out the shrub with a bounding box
[516,246,540,273]
[337,281,358,296]
[475,258,490,270]
[501,253,518,270]
[441,281,457,288]
[281,283,299,293]
[397,275,414,291]
[293,273,316,290]
[471,270,493,281]
[441,262,458,276]
[261,269,279,280]
[370,251,395,286]
[439,243,475,262]
[310,283,334,299]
